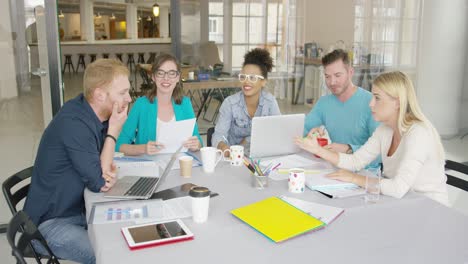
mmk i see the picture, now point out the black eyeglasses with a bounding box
[155,69,180,79]
[238,74,265,83]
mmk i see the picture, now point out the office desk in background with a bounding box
[85,159,468,264]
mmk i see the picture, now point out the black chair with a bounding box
[2,167,51,260]
[137,53,145,64]
[445,160,468,191]
[207,127,215,147]
[3,166,33,214]
[6,211,60,264]
[138,65,154,93]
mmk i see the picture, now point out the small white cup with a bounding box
[288,168,305,193]
[188,71,195,80]
[200,147,223,173]
[189,186,211,223]
[223,145,244,166]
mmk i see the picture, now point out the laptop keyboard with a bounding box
[124,177,159,197]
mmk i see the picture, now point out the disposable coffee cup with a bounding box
[179,156,193,178]
[189,186,211,223]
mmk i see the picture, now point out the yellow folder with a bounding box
[231,197,325,243]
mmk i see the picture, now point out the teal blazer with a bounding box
[116,96,203,151]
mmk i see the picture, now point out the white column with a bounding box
[200,0,209,43]
[126,4,137,40]
[223,0,232,72]
[80,0,94,41]
[416,0,467,137]
[160,6,169,38]
[0,0,18,98]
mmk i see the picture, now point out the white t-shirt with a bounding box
[156,116,176,140]
[338,123,449,206]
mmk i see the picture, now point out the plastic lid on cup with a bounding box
[189,186,210,198]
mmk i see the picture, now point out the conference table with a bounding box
[85,155,468,264]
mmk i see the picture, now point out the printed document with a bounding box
[157,118,196,153]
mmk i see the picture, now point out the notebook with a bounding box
[305,169,368,198]
[231,197,325,243]
[249,114,305,158]
[104,146,183,199]
[279,196,344,225]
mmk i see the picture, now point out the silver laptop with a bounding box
[249,114,305,158]
[104,146,183,199]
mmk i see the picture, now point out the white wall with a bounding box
[462,13,468,131]
[303,0,354,51]
[0,0,18,99]
[417,0,467,137]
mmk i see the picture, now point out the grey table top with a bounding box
[85,161,468,264]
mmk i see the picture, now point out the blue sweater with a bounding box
[116,96,202,151]
[304,87,381,168]
[24,94,106,225]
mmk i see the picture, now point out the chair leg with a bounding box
[0,223,7,233]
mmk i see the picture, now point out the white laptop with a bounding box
[249,114,305,158]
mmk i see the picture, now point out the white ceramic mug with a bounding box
[288,168,305,193]
[188,71,195,80]
[200,147,223,173]
[223,145,244,166]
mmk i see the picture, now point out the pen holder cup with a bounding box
[251,172,268,190]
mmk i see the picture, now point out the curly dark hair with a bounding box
[242,48,274,79]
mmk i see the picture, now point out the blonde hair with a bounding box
[373,71,445,160]
[83,59,129,100]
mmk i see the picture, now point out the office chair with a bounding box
[207,127,215,147]
[6,210,60,264]
[445,160,468,191]
[2,166,53,261]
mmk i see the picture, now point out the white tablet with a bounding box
[121,219,194,250]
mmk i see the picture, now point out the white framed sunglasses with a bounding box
[238,73,265,83]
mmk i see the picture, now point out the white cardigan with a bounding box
[338,123,449,206]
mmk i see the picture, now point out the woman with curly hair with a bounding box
[212,48,281,155]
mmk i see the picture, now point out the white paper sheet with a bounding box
[280,196,344,225]
[88,197,191,225]
[157,118,196,153]
[260,154,334,181]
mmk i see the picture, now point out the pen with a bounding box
[316,190,333,199]
[242,159,256,173]
[222,135,230,145]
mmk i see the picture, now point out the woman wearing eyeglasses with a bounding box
[116,53,202,155]
[212,48,280,156]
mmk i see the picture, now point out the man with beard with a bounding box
[304,49,380,168]
[24,59,132,264]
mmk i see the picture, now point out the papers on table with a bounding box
[280,196,344,225]
[88,197,191,225]
[260,154,334,181]
[113,156,159,178]
[305,170,377,198]
[157,118,196,153]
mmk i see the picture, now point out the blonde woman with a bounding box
[295,71,449,206]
